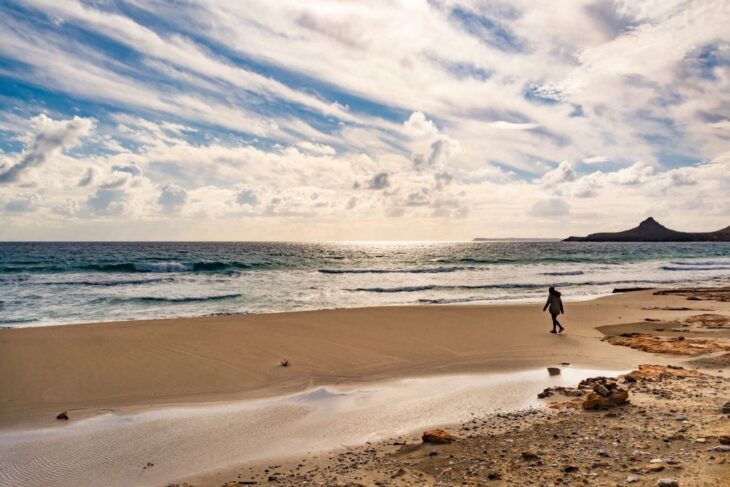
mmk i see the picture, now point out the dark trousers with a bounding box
[551,313,563,331]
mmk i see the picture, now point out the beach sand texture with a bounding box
[0,290,705,427]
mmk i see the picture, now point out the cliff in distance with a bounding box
[564,217,730,242]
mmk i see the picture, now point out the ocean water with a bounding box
[0,241,728,327]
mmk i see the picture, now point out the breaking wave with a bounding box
[319,267,464,274]
[661,265,730,271]
[540,271,584,276]
[99,293,243,304]
[353,278,688,293]
[1,261,270,273]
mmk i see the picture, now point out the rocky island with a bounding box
[564,217,730,242]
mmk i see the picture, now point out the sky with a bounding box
[0,0,728,241]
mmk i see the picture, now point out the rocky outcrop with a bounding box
[606,333,730,355]
[581,381,629,410]
[564,217,730,242]
[622,364,703,381]
[422,429,456,444]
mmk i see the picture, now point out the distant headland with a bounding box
[563,217,730,242]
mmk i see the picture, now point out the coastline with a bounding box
[0,289,687,428]
[1,287,729,486]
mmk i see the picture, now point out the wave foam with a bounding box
[319,267,463,274]
[101,293,243,304]
[661,265,730,271]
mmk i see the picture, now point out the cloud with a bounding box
[405,188,431,206]
[612,162,654,186]
[87,188,126,215]
[582,156,609,164]
[157,182,187,213]
[78,167,97,186]
[296,141,336,156]
[488,121,540,130]
[435,171,453,188]
[112,164,143,177]
[541,161,576,186]
[235,186,259,206]
[709,120,730,130]
[4,194,38,213]
[413,137,459,171]
[0,3,729,239]
[0,114,93,183]
[529,198,570,218]
[100,176,129,189]
[404,112,438,138]
[368,172,390,190]
[405,112,460,172]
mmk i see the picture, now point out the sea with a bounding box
[1,241,729,327]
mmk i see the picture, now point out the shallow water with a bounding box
[0,367,624,487]
[1,241,729,326]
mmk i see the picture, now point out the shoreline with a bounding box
[1,287,729,486]
[0,290,680,428]
[1,291,614,330]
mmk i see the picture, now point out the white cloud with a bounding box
[78,167,97,187]
[540,160,576,186]
[709,120,730,130]
[296,141,336,156]
[0,114,94,183]
[235,186,260,206]
[112,163,143,177]
[4,193,38,213]
[1,2,729,239]
[157,182,187,213]
[488,121,540,130]
[582,156,609,164]
[87,188,127,215]
[368,172,390,190]
[611,161,654,186]
[404,112,438,138]
[529,198,570,218]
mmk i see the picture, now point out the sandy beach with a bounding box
[1,288,729,486]
[0,290,703,427]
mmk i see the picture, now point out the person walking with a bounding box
[543,287,565,334]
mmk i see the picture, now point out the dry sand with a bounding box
[1,288,729,486]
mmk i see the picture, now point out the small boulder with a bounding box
[582,388,629,410]
[657,480,679,487]
[537,388,553,399]
[521,451,539,460]
[722,401,730,414]
[593,383,611,397]
[56,411,69,421]
[422,429,455,444]
[280,360,290,367]
[719,435,730,445]
[547,367,561,376]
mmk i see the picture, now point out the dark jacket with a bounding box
[543,292,564,314]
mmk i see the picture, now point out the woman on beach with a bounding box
[543,287,565,334]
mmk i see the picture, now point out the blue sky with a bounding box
[0,0,728,240]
